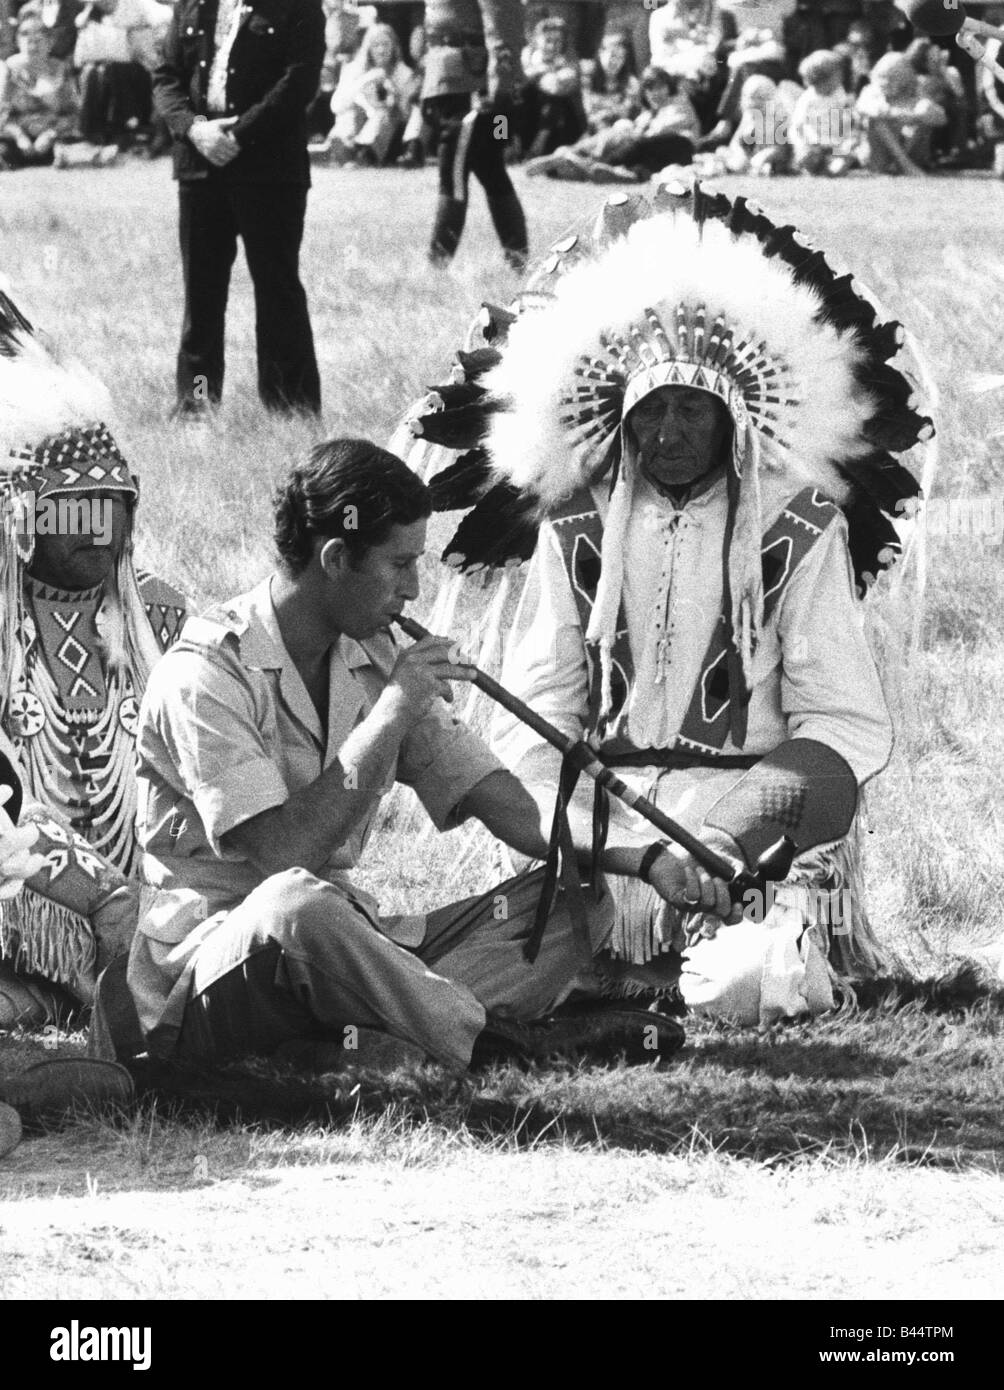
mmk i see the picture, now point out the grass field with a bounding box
[1,164,1003,1301]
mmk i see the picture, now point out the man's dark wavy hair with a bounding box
[274,438,431,574]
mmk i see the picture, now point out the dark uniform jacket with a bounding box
[153,0,325,184]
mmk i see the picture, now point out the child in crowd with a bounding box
[721,73,793,175]
[582,28,641,133]
[521,15,585,157]
[790,48,855,174]
[525,64,699,183]
[836,21,875,97]
[328,22,416,166]
[856,50,946,174]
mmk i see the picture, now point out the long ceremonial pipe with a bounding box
[394,612,740,884]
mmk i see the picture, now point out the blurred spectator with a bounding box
[522,15,586,155]
[861,0,911,56]
[601,2,650,70]
[783,0,867,79]
[979,22,1004,174]
[856,49,946,173]
[720,71,793,173]
[523,2,606,62]
[0,7,79,166]
[710,17,787,137]
[74,0,171,149]
[648,0,737,129]
[1,0,14,60]
[308,0,353,140]
[525,63,699,180]
[398,21,426,165]
[907,36,966,161]
[835,19,873,94]
[40,0,84,61]
[582,27,640,131]
[649,0,728,80]
[328,21,416,165]
[726,0,795,38]
[373,1,423,60]
[791,47,855,172]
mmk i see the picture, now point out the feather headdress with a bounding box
[0,287,158,688]
[406,183,931,736]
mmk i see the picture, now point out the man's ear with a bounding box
[319,536,351,578]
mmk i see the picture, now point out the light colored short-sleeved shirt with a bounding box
[129,574,502,1044]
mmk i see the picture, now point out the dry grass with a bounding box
[1,165,1003,1296]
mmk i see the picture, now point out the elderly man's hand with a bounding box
[189,117,241,167]
[0,790,48,901]
[645,832,745,928]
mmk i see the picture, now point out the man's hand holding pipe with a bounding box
[642,833,745,928]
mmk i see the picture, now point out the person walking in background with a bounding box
[154,0,325,419]
[421,0,528,270]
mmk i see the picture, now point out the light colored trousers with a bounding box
[176,867,612,1069]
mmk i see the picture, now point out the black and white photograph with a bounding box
[0,0,1000,1335]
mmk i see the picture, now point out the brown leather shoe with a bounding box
[529,1006,685,1066]
[0,1059,135,1125]
[469,1016,535,1071]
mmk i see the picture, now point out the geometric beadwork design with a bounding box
[5,423,136,500]
[8,688,45,738]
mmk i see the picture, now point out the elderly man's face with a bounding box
[627,386,732,490]
[27,493,129,591]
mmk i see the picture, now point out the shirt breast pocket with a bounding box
[246,10,282,39]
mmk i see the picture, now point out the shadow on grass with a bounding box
[4,978,1003,1172]
[111,1000,1003,1171]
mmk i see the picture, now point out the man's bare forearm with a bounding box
[459,769,653,878]
[221,692,411,874]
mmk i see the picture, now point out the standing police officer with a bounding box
[154,0,325,418]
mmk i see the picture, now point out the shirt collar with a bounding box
[222,574,382,674]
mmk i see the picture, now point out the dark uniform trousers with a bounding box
[178,176,320,414]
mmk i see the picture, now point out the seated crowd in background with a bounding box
[2,0,1003,176]
[0,0,169,170]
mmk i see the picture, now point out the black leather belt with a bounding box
[601,749,763,771]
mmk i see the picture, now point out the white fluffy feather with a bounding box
[0,326,114,458]
[485,214,875,508]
